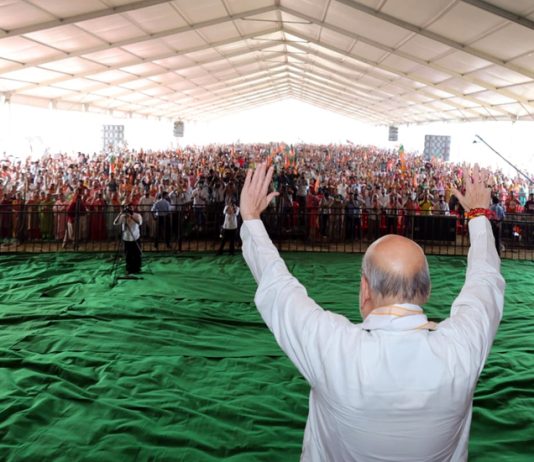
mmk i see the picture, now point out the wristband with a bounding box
[465,208,492,220]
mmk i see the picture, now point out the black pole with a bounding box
[474,134,533,185]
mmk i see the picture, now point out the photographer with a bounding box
[216,201,240,256]
[113,203,143,275]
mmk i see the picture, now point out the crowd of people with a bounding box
[0,143,532,246]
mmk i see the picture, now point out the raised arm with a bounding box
[240,164,353,385]
[440,165,505,366]
[239,163,279,282]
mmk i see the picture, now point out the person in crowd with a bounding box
[0,190,13,240]
[238,162,504,461]
[0,143,531,249]
[318,190,332,238]
[88,191,107,241]
[26,191,41,240]
[419,190,433,215]
[295,173,308,224]
[151,191,171,249]
[12,192,25,242]
[216,201,240,256]
[329,194,344,240]
[490,195,505,256]
[436,194,450,215]
[138,190,154,238]
[345,192,361,240]
[39,191,54,240]
[524,192,534,214]
[63,188,86,249]
[192,178,209,232]
[53,192,67,241]
[224,179,237,205]
[505,191,520,213]
[367,193,380,241]
[113,203,143,275]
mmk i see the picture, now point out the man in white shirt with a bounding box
[138,191,154,238]
[216,202,240,256]
[113,203,142,275]
[192,180,209,231]
[239,163,504,462]
[151,191,172,249]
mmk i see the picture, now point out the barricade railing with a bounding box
[0,204,532,260]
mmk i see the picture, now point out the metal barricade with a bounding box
[1,204,532,260]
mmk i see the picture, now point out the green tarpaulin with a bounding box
[0,252,532,461]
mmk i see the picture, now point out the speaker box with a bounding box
[173,121,184,137]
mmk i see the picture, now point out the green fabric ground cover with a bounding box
[0,252,532,461]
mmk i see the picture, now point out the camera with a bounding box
[122,205,133,215]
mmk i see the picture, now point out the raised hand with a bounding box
[240,163,279,221]
[452,163,491,212]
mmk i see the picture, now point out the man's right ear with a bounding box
[359,275,374,319]
[360,275,371,303]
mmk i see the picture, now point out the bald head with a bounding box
[361,235,431,310]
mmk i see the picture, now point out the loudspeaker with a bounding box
[173,121,184,137]
[413,215,456,242]
[388,126,398,141]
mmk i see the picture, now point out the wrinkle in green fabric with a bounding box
[0,253,532,461]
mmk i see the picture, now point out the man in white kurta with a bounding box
[239,163,505,461]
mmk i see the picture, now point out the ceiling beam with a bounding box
[1,4,279,74]
[194,92,292,121]
[182,80,291,115]
[286,61,396,106]
[460,0,534,31]
[285,66,391,115]
[10,27,282,93]
[293,92,378,122]
[178,76,291,114]
[289,85,382,122]
[286,29,513,119]
[286,61,491,120]
[281,6,534,111]
[180,85,291,119]
[0,0,172,38]
[170,68,289,109]
[285,54,402,100]
[95,52,283,104]
[170,62,288,98]
[85,54,288,107]
[294,85,453,125]
[288,78,403,122]
[197,91,290,121]
[85,71,290,117]
[335,0,534,80]
[181,70,381,120]
[285,76,383,120]
[285,57,381,97]
[35,54,288,117]
[186,67,287,96]
[286,38,486,122]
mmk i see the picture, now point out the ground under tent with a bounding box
[0,252,532,461]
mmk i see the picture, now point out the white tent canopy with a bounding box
[1,0,533,124]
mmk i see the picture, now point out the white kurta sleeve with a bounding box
[241,219,352,386]
[439,216,505,369]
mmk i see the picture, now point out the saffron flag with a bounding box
[399,144,406,172]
